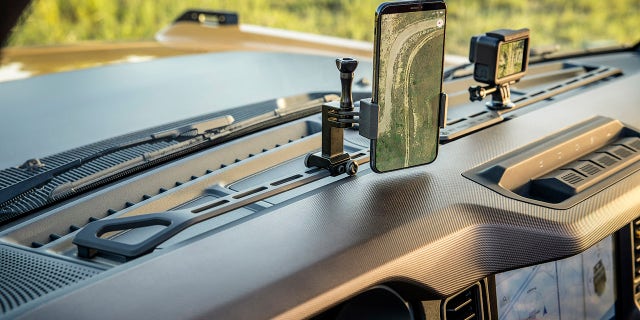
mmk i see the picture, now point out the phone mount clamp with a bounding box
[469,82,515,109]
[305,57,448,177]
[304,58,360,176]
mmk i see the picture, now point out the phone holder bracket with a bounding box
[359,94,448,139]
[305,57,448,177]
[358,98,378,139]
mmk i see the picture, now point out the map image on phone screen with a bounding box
[374,8,445,172]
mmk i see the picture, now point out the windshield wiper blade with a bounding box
[47,115,237,201]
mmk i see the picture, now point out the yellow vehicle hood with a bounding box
[0,22,376,82]
[1,20,465,82]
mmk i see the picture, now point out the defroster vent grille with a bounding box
[0,245,102,315]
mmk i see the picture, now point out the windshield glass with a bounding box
[0,0,637,168]
[6,0,639,56]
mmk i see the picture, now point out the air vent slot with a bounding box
[0,245,101,315]
[442,282,485,320]
[578,162,601,176]
[469,111,487,118]
[232,186,268,199]
[561,171,584,185]
[191,200,229,214]
[614,148,633,159]
[594,154,618,167]
[270,174,303,186]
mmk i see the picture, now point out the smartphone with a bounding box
[370,0,447,173]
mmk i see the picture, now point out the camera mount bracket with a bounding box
[304,58,360,176]
[469,82,515,110]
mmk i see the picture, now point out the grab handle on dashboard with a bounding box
[73,212,191,261]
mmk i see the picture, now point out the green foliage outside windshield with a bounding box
[7,0,640,56]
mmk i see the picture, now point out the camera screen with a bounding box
[497,38,527,80]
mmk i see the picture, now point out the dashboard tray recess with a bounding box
[463,116,640,209]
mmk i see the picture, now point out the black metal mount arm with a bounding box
[469,82,516,110]
[304,58,360,176]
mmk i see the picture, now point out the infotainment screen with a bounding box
[495,235,615,320]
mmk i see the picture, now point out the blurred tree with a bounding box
[5,0,639,56]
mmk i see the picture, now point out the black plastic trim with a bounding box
[463,116,640,209]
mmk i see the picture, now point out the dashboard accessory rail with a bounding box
[441,63,622,141]
[73,152,368,260]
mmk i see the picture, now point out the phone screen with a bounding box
[371,2,446,173]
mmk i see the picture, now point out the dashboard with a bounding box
[0,47,639,319]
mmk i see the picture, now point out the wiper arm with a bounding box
[151,115,234,139]
[0,115,235,207]
[0,93,337,222]
[0,159,81,205]
[47,94,336,201]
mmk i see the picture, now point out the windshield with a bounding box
[6,0,639,57]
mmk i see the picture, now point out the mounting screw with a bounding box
[304,153,313,168]
[346,161,358,176]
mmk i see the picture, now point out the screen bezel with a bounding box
[370,0,447,173]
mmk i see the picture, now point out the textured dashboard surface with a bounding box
[15,53,640,319]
